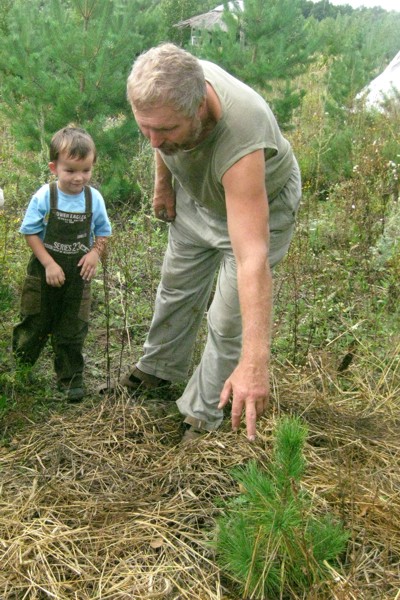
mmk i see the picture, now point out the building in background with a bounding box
[356,51,400,111]
[174,1,244,46]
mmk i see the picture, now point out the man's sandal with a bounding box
[97,366,169,395]
[181,417,210,443]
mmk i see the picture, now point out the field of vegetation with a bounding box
[1,0,400,598]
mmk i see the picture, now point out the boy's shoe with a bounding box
[66,387,85,402]
[97,367,169,395]
[57,384,85,402]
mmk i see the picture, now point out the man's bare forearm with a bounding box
[238,256,272,368]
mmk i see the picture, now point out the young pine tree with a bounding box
[214,416,349,599]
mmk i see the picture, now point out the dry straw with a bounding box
[0,353,399,599]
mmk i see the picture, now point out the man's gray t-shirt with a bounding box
[160,60,295,218]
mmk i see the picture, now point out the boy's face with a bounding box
[49,151,94,195]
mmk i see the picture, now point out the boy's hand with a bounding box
[78,249,99,281]
[45,261,65,287]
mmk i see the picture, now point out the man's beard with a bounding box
[159,116,203,155]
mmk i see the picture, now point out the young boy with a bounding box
[13,126,112,401]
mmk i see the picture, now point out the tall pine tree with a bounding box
[193,0,316,128]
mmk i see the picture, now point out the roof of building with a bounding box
[174,1,243,31]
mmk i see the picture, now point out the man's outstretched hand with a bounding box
[218,363,269,441]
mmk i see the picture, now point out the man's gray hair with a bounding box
[127,43,206,118]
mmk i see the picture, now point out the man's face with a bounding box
[133,104,203,155]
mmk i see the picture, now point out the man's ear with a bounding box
[198,96,207,116]
[48,161,57,175]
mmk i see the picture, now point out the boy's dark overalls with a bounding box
[13,183,92,393]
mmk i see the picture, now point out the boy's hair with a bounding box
[49,126,97,163]
[127,43,206,119]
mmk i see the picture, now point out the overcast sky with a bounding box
[327,0,400,10]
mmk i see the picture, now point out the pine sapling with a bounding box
[214,416,349,599]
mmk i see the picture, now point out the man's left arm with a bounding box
[218,148,272,441]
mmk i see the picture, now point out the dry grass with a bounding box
[0,350,399,599]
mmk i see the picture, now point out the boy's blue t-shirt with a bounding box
[19,183,112,243]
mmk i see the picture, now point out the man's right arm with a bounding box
[153,151,176,222]
[25,234,65,287]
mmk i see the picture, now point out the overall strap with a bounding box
[84,186,92,213]
[49,181,58,209]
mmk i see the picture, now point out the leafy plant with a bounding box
[214,416,349,599]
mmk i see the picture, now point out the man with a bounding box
[124,43,301,442]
